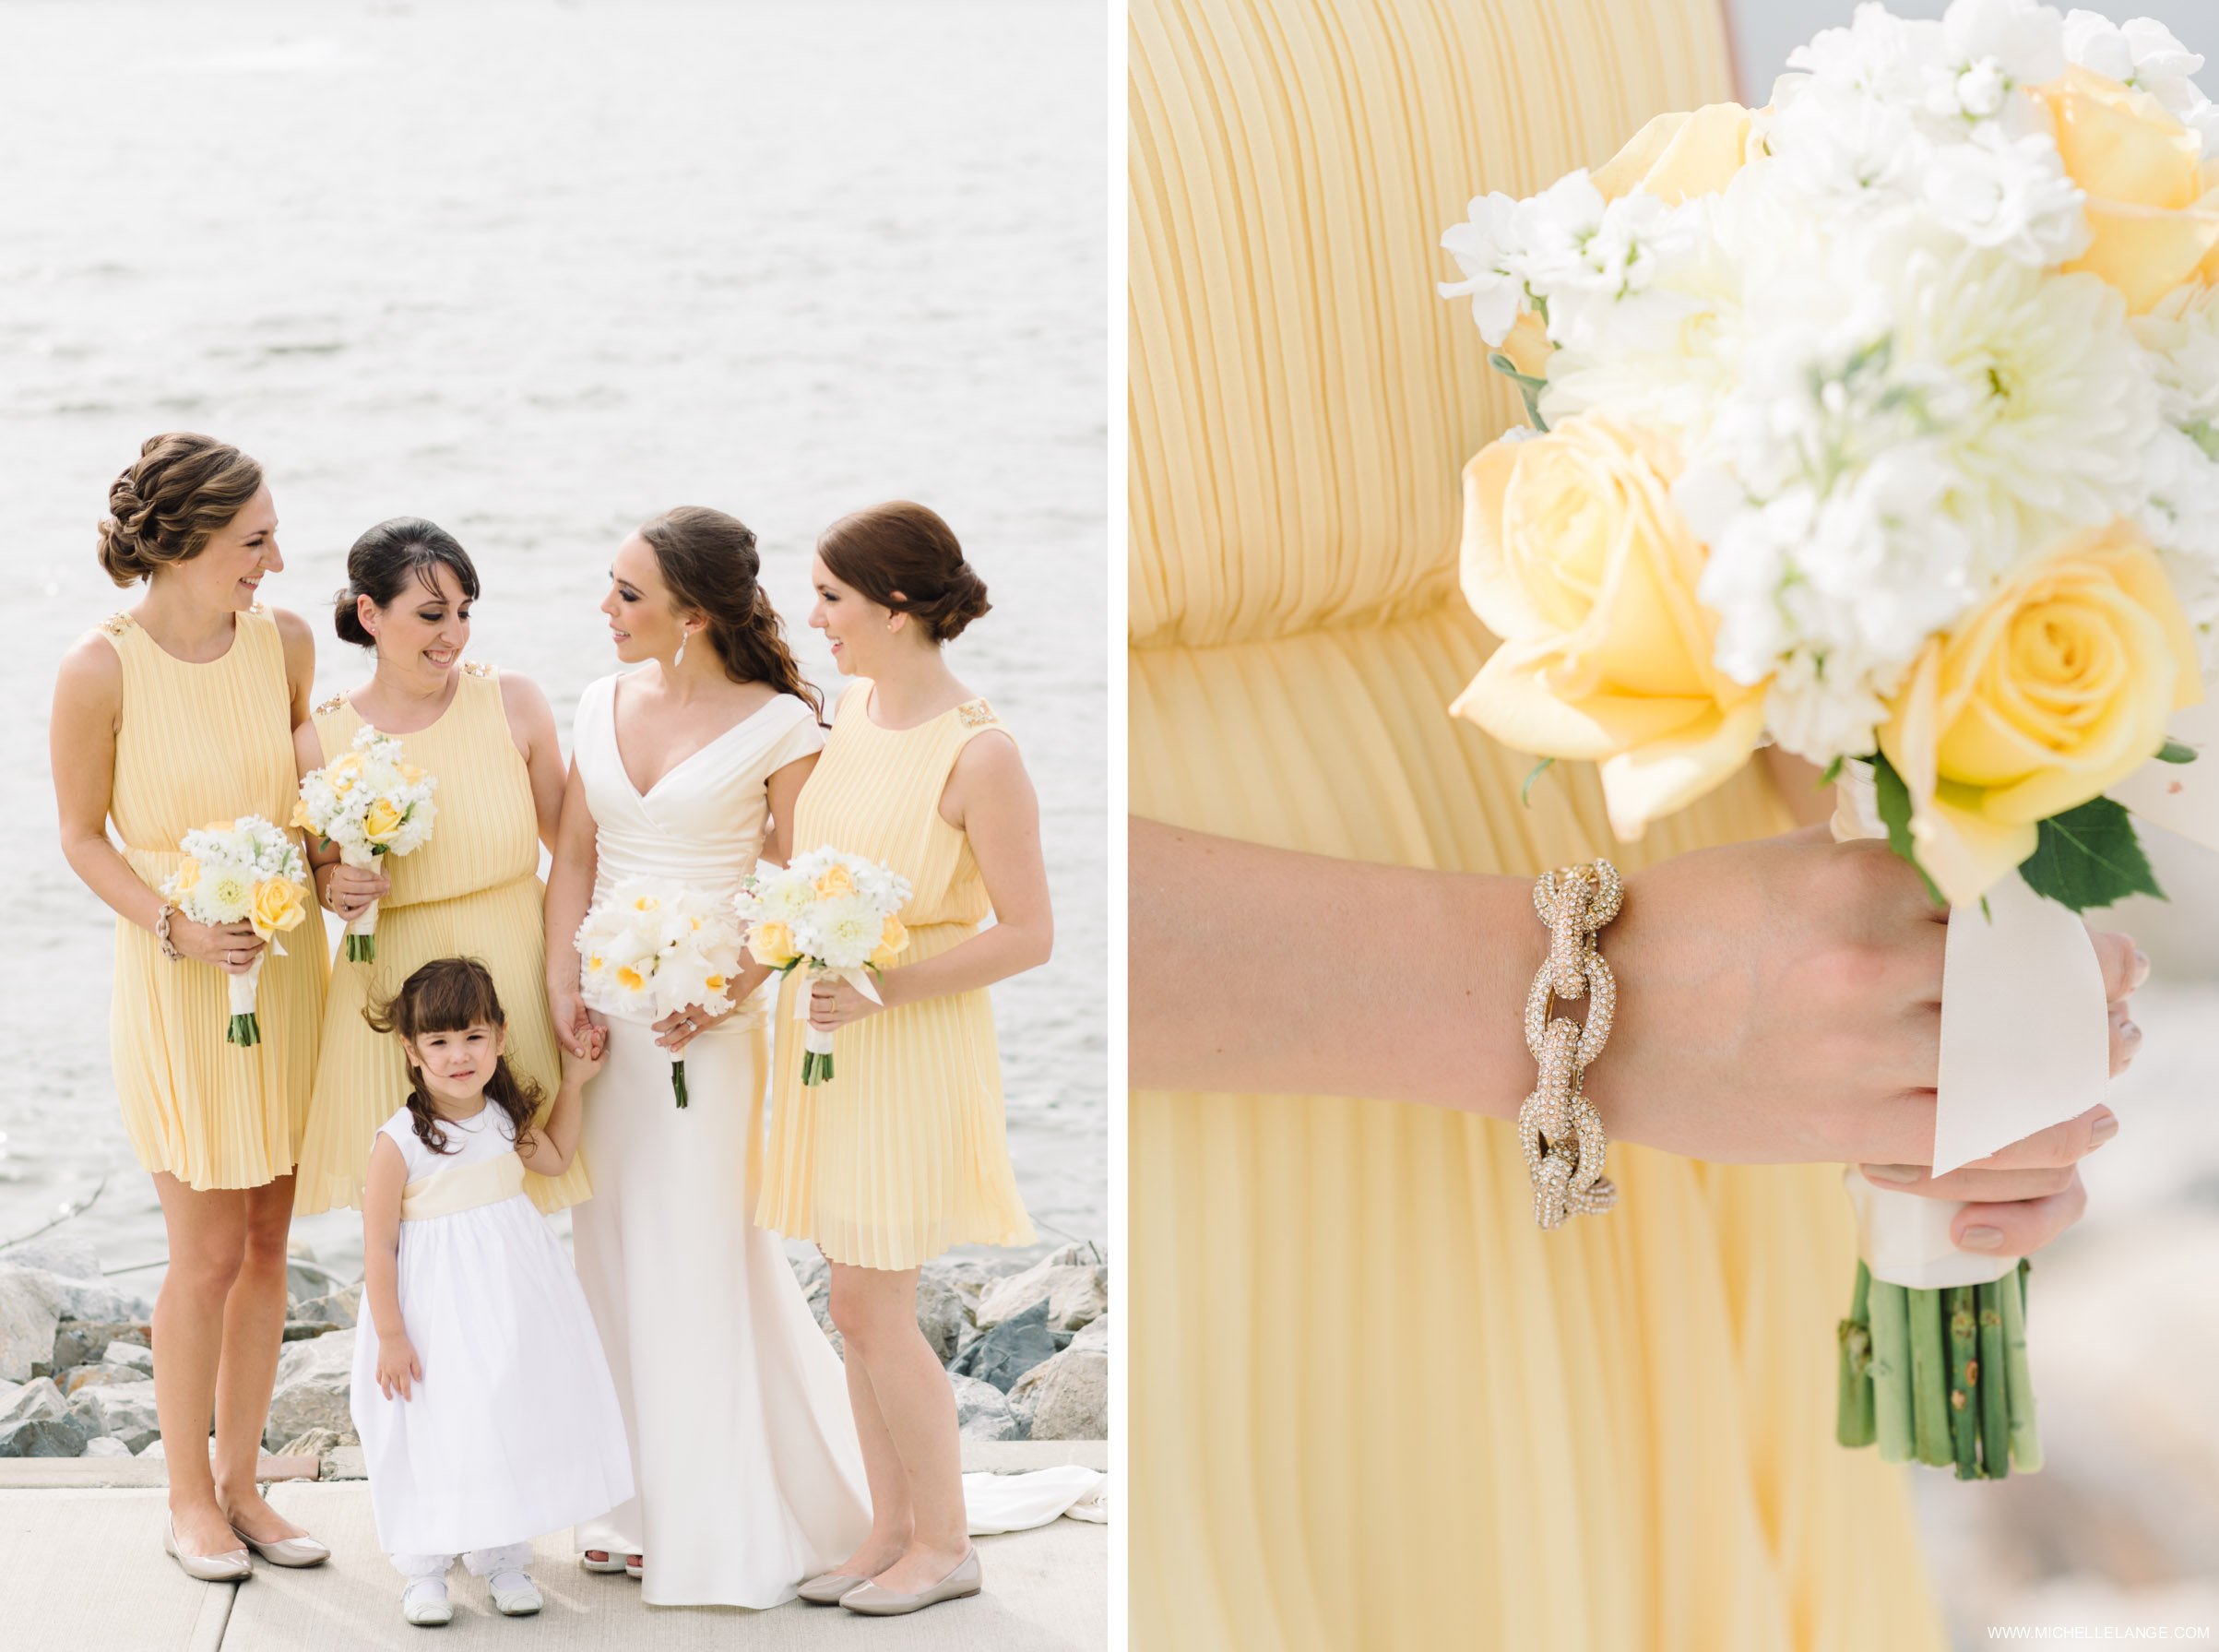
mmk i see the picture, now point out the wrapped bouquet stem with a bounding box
[737,846,912,1088]
[789,966,884,1086]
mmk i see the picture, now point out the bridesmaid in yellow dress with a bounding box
[50,433,332,1577]
[1125,4,2141,1648]
[755,503,1049,1618]
[292,518,583,1218]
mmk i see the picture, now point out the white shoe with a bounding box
[402,1578,453,1627]
[487,1570,542,1616]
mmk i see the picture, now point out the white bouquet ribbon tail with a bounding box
[793,964,881,1080]
[1830,765,2109,1289]
[338,843,381,957]
[2111,699,2219,854]
[226,954,267,1047]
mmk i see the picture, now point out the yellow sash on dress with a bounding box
[398,1150,526,1221]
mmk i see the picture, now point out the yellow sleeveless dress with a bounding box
[292,663,588,1217]
[101,605,326,1190]
[755,681,1036,1269]
[1129,2,1950,1646]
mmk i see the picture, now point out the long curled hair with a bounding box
[97,433,265,587]
[636,506,823,719]
[364,958,543,1156]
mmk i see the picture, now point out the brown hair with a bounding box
[97,433,265,587]
[816,501,991,643]
[364,958,543,1157]
[635,506,823,719]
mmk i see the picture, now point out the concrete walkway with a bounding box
[0,1444,1105,1651]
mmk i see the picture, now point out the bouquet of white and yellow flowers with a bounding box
[163,816,311,1047]
[295,726,436,962]
[575,881,743,1108]
[1437,0,2219,1479]
[736,847,911,1087]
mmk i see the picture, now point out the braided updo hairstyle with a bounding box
[635,506,824,719]
[815,502,991,642]
[97,433,266,588]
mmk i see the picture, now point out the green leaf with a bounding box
[2156,739,2198,765]
[1818,755,1845,788]
[1487,353,1551,433]
[1521,756,1555,808]
[1868,753,1947,909]
[2018,796,2164,910]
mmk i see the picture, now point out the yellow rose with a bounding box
[748,921,798,968]
[361,798,403,844]
[868,915,909,971]
[400,764,426,785]
[172,858,200,895]
[813,863,856,900]
[2035,65,2219,314]
[1494,308,1555,381]
[1879,522,2201,906]
[1449,414,1767,840]
[249,877,307,938]
[288,799,311,830]
[1591,101,1754,205]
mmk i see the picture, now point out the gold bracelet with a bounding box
[1519,860,1621,1230]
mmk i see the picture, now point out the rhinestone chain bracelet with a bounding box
[1520,860,1622,1230]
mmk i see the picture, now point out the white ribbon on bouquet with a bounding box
[338,842,383,950]
[791,964,884,1064]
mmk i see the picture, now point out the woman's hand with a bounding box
[560,1021,609,1086]
[808,973,889,1032]
[320,861,390,923]
[171,913,264,974]
[374,1333,423,1401]
[1592,826,2136,1254]
[652,1002,735,1054]
[549,981,593,1059]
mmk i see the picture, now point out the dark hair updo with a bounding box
[815,501,991,643]
[334,517,481,648]
[363,957,542,1156]
[97,433,265,587]
[635,506,824,719]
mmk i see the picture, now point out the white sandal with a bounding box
[579,1549,627,1574]
[401,1577,453,1627]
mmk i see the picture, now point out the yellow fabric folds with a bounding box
[1128,2,1950,1646]
[398,1147,526,1221]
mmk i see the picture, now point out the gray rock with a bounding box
[974,1257,1108,1337]
[1067,1317,1108,1356]
[789,1250,829,1295]
[949,1299,1058,1393]
[1007,1340,1109,1441]
[101,1340,154,1375]
[136,1436,166,1458]
[0,1264,148,1330]
[68,1380,160,1453]
[0,1415,90,1457]
[43,1320,150,1377]
[324,1444,366,1480]
[288,1283,361,1328]
[266,1328,357,1451]
[275,1426,347,1465]
[915,1274,969,1364]
[80,1436,132,1458]
[0,1237,102,1281]
[950,1372,1024,1441]
[1,1377,67,1427]
[0,1271,63,1385]
[62,1363,150,1395]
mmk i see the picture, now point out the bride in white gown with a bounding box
[545,508,870,1607]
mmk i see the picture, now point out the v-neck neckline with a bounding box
[611,674,783,801]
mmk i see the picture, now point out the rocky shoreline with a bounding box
[0,1232,1108,1465]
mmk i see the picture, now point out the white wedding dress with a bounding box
[568,672,872,1607]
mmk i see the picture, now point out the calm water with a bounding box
[0,0,1106,1280]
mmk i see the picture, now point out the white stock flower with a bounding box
[1930,0,2066,126]
[2136,424,2219,669]
[1920,123,2090,265]
[2063,11,2206,110]
[1783,3,1945,108]
[2134,281,2219,428]
[1438,191,1527,345]
[1766,86,1934,208]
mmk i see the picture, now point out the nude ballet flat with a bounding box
[230,1523,329,1568]
[840,1549,982,1617]
[164,1516,251,1583]
[796,1569,873,1604]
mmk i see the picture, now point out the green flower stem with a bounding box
[2001,1264,2043,1473]
[1908,1288,1952,1468]
[1947,1286,1980,1480]
[671,1060,689,1109]
[1976,1282,2010,1480]
[346,933,375,963]
[1836,1262,1876,1449]
[227,1014,260,1048]
[1867,1279,1914,1465]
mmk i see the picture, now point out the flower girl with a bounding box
[351,957,632,1627]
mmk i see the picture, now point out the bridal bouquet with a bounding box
[736,847,911,1086]
[576,882,742,1108]
[162,816,310,1047]
[1438,0,2219,1477]
[295,726,437,962]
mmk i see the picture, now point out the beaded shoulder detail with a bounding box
[314,691,349,717]
[955,698,997,728]
[249,600,268,617]
[98,612,135,637]
[461,660,494,679]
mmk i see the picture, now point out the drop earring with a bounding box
[675,629,688,668]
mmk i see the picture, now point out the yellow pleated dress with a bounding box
[1129,2,1950,1646]
[755,681,1037,1270]
[292,662,588,1217]
[101,605,327,1190]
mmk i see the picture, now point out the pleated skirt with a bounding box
[294,876,590,1216]
[755,921,1036,1270]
